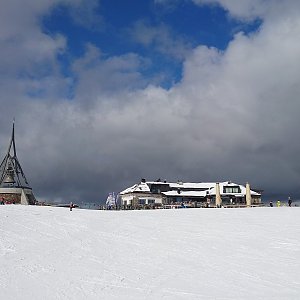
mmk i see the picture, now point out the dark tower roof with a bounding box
[0,122,31,189]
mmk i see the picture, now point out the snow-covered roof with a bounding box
[146,181,169,185]
[162,190,208,197]
[168,182,215,189]
[209,182,260,196]
[120,180,261,196]
[119,182,150,195]
[147,181,218,190]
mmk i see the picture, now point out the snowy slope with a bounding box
[1,206,300,300]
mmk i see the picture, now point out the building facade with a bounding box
[119,179,262,208]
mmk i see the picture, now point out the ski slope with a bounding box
[1,205,300,299]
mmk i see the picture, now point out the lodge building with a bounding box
[119,179,262,208]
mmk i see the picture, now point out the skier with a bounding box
[70,202,73,211]
[276,200,281,207]
[288,197,292,207]
[269,201,273,207]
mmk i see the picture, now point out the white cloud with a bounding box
[192,0,300,21]
[128,20,192,60]
[72,44,149,104]
[68,0,104,30]
[192,0,268,19]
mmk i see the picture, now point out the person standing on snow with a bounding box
[276,200,281,207]
[288,197,292,207]
[70,202,73,211]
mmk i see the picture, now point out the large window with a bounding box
[147,199,155,204]
[223,186,241,193]
[150,184,169,193]
[151,187,160,193]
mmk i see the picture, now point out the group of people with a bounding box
[269,197,292,207]
[0,197,15,205]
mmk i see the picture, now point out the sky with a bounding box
[0,0,300,204]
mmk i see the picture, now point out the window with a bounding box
[223,186,241,193]
[139,198,146,205]
[176,197,183,202]
[150,183,169,193]
[147,199,155,204]
[151,187,161,193]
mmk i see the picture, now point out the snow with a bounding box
[1,205,300,300]
[162,190,207,197]
[120,182,150,194]
[208,182,260,196]
[120,181,260,198]
[168,182,215,189]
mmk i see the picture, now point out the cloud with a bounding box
[156,0,300,22]
[67,0,104,31]
[191,0,268,19]
[71,44,150,105]
[128,20,192,61]
[192,0,300,22]
[1,0,300,203]
[172,5,300,192]
[153,0,182,11]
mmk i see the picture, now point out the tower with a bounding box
[0,122,36,204]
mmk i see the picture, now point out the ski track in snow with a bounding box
[0,205,300,299]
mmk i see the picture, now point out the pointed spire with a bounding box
[0,121,30,188]
[6,119,17,158]
[12,118,16,157]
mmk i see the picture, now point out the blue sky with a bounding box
[1,0,300,203]
[42,0,260,89]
